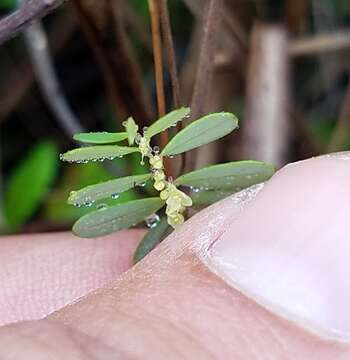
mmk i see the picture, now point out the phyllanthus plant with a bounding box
[60,108,275,261]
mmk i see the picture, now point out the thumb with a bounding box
[2,153,350,359]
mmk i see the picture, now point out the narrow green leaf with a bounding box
[68,173,151,206]
[123,117,139,145]
[60,145,139,163]
[175,161,274,190]
[145,107,190,139]
[4,140,58,231]
[73,132,128,144]
[133,217,171,263]
[161,112,238,156]
[191,189,237,208]
[73,198,165,238]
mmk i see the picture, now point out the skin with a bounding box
[1,154,350,359]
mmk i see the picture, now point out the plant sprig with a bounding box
[60,108,275,261]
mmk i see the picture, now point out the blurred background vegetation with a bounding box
[0,0,349,234]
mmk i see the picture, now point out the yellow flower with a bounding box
[149,155,163,170]
[165,194,182,215]
[160,188,169,200]
[154,180,165,191]
[167,212,184,227]
[139,137,151,164]
[154,170,165,182]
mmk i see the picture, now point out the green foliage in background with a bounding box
[4,140,58,231]
[0,0,16,10]
[61,108,275,262]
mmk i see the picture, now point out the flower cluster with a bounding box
[160,184,192,227]
[136,134,192,228]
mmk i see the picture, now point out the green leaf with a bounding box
[133,216,171,263]
[161,112,238,156]
[4,140,58,231]
[60,145,139,163]
[68,173,151,206]
[175,161,274,190]
[73,197,165,238]
[145,107,190,139]
[191,189,237,208]
[123,117,139,145]
[73,132,128,144]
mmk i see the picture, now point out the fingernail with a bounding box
[206,154,350,343]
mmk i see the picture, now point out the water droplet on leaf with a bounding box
[97,203,108,210]
[145,213,160,228]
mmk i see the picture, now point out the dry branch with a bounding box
[289,30,350,57]
[0,0,65,45]
[157,0,181,109]
[190,0,223,121]
[71,0,152,127]
[243,23,290,167]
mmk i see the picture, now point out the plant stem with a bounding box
[148,0,173,176]
[186,0,223,171]
[157,0,181,109]
[157,0,185,176]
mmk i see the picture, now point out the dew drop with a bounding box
[97,203,108,210]
[84,201,93,207]
[138,181,147,188]
[111,193,120,199]
[192,187,200,193]
[153,146,160,155]
[145,213,160,228]
[142,126,148,135]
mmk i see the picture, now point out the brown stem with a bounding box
[157,0,181,109]
[0,0,65,45]
[190,0,223,121]
[185,0,223,171]
[71,0,152,128]
[157,0,185,176]
[148,0,173,176]
[148,0,166,119]
[243,22,290,167]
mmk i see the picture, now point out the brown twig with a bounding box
[157,0,185,176]
[186,0,223,171]
[0,12,75,123]
[148,0,166,119]
[289,30,350,57]
[148,0,174,177]
[327,83,350,152]
[243,22,290,167]
[183,0,247,52]
[190,0,223,121]
[71,0,152,128]
[157,0,181,109]
[0,0,65,45]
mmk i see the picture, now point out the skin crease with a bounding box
[1,154,350,358]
